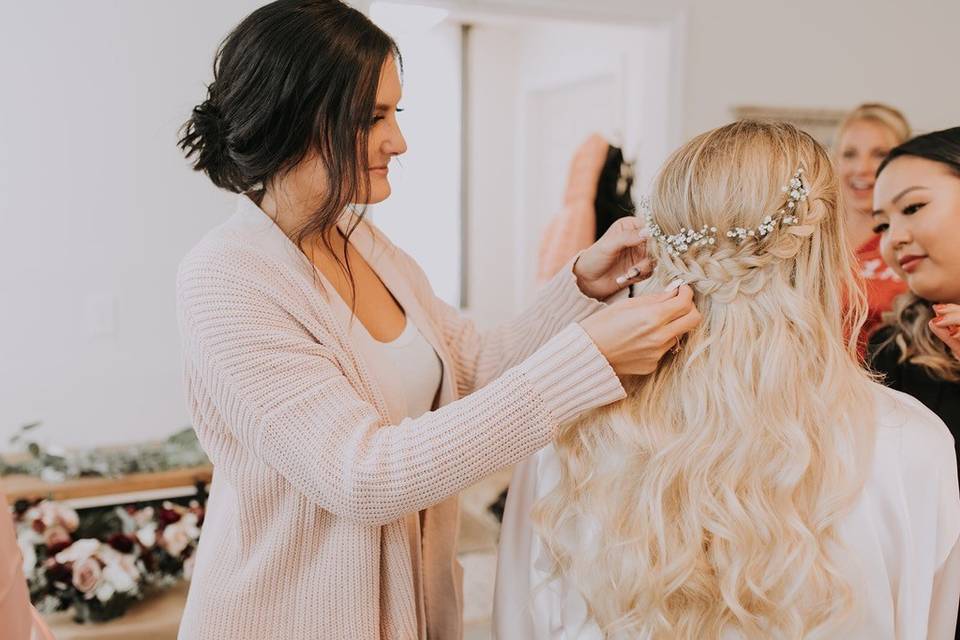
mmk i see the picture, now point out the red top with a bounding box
[856,235,908,354]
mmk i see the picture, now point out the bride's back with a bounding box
[501,122,960,639]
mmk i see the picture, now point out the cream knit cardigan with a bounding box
[175,196,625,640]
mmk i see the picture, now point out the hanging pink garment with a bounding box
[1,490,55,640]
[536,134,609,283]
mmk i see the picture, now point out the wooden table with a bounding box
[44,581,189,640]
[2,467,213,508]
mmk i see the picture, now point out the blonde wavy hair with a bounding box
[534,121,877,638]
[835,103,911,149]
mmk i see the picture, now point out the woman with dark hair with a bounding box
[869,127,960,454]
[175,1,700,638]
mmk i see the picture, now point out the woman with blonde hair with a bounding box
[834,103,912,347]
[494,121,960,639]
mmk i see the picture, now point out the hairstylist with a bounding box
[174,2,700,639]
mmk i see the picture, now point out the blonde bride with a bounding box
[494,121,960,639]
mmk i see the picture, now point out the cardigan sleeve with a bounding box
[177,245,625,526]
[393,245,610,398]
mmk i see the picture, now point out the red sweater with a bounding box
[856,234,908,353]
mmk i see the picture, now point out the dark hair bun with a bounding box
[179,93,249,192]
[179,0,398,199]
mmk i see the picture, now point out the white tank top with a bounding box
[369,320,442,419]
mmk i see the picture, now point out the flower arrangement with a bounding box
[1,422,209,482]
[11,495,205,623]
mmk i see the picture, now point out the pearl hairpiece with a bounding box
[644,167,809,257]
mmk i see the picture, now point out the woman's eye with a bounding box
[902,202,925,215]
[872,222,889,233]
[371,115,385,125]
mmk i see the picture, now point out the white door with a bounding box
[513,21,645,306]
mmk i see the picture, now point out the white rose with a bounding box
[95,581,116,603]
[136,523,157,548]
[181,513,201,539]
[102,562,137,593]
[132,507,155,529]
[19,539,37,574]
[55,539,100,564]
[116,554,141,583]
[161,522,191,557]
[58,505,80,532]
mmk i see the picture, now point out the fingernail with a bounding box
[933,304,946,316]
[932,317,947,327]
[664,278,684,292]
[615,275,628,286]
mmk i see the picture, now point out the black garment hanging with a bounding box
[593,145,636,240]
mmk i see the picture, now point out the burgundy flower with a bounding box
[157,508,181,527]
[107,533,135,554]
[31,519,46,534]
[47,540,73,556]
[45,560,73,586]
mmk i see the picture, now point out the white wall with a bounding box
[2,0,956,450]
[367,14,462,307]
[399,0,959,136]
[0,1,263,449]
[464,26,523,329]
[682,0,959,137]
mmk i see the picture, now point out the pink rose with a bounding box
[72,557,103,596]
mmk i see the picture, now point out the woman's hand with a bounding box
[930,303,960,361]
[573,216,654,300]
[580,285,701,376]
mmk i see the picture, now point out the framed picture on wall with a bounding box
[732,105,848,149]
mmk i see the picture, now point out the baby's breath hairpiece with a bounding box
[644,167,809,257]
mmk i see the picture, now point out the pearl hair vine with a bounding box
[642,167,809,257]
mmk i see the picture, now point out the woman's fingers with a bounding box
[930,304,960,358]
[932,304,960,328]
[663,305,702,342]
[651,284,696,325]
[599,217,648,255]
[929,320,960,358]
[615,257,655,285]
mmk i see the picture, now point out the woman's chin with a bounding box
[359,183,392,206]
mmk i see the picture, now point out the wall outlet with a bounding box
[84,293,116,337]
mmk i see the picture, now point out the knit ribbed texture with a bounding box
[174,198,625,640]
